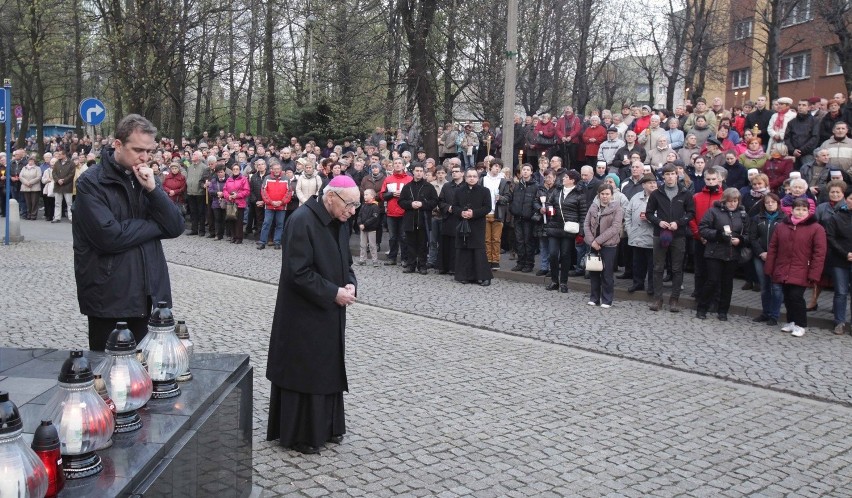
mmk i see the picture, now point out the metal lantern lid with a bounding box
[149,301,175,327]
[0,391,23,434]
[175,320,189,340]
[58,350,95,384]
[31,420,60,451]
[105,322,137,352]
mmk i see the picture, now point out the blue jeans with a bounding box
[575,242,588,272]
[831,266,852,325]
[539,236,550,270]
[260,209,285,245]
[754,257,783,319]
[386,216,408,262]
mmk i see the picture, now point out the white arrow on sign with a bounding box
[86,104,104,124]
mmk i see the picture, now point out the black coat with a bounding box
[784,113,819,157]
[646,185,696,237]
[398,178,438,231]
[750,211,785,256]
[698,202,749,261]
[72,149,184,318]
[745,109,773,145]
[509,178,539,220]
[357,202,382,231]
[825,208,852,269]
[452,183,491,248]
[544,185,587,238]
[439,181,463,236]
[266,196,357,394]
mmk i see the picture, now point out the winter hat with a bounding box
[606,173,621,188]
[659,228,674,248]
[328,175,357,188]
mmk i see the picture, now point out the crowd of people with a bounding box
[3,91,852,338]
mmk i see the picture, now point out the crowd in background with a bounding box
[3,91,852,337]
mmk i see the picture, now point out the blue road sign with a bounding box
[79,98,106,126]
[0,89,6,124]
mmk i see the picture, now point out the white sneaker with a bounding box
[781,322,795,332]
[587,301,597,306]
[791,326,806,337]
[600,304,611,309]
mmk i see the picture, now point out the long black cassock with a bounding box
[266,195,356,449]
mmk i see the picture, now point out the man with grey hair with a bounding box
[72,113,184,350]
[266,174,359,455]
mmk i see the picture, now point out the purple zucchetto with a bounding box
[328,175,357,188]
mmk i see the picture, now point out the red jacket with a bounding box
[689,186,724,240]
[261,173,292,210]
[162,172,186,205]
[765,215,826,287]
[533,121,557,151]
[582,125,607,158]
[763,157,794,192]
[556,114,582,143]
[379,171,412,217]
[633,115,651,135]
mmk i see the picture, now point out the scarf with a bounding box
[791,214,807,225]
[773,111,786,131]
[744,147,766,160]
[765,211,779,223]
[750,186,769,198]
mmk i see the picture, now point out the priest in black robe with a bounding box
[452,168,493,285]
[266,175,359,454]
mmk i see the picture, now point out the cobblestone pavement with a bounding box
[2,233,852,496]
[149,234,852,407]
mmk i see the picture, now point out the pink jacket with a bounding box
[224,174,250,208]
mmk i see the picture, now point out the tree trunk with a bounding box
[399,0,439,160]
[228,7,237,133]
[264,0,277,133]
[245,0,258,134]
[72,0,84,137]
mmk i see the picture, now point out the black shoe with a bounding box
[646,289,655,296]
[384,260,397,266]
[559,284,568,293]
[491,263,500,270]
[752,314,769,323]
[535,269,549,276]
[627,284,644,293]
[291,443,320,455]
[274,244,282,250]
[806,304,819,312]
[328,435,344,444]
[521,266,533,273]
[479,279,491,286]
[257,244,265,250]
[617,273,633,280]
[741,281,753,290]
[696,310,707,319]
[767,318,778,326]
[206,233,215,238]
[402,266,416,273]
[511,264,524,272]
[717,313,728,321]
[438,270,448,275]
[663,273,672,282]
[426,263,436,269]
[545,282,559,291]
[567,270,583,277]
[418,268,428,275]
[186,230,198,236]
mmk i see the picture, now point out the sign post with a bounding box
[4,80,11,245]
[79,98,106,127]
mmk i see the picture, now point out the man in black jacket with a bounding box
[438,160,464,274]
[785,99,820,169]
[399,164,439,274]
[72,114,184,351]
[645,164,695,312]
[508,163,539,272]
[744,96,773,149]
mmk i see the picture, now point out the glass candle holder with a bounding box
[175,320,194,382]
[96,322,153,432]
[137,302,188,399]
[0,392,49,498]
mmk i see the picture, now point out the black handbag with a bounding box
[737,245,753,264]
[535,134,557,146]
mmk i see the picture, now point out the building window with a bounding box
[733,19,753,40]
[779,52,811,82]
[827,48,843,75]
[782,0,812,27]
[731,69,751,89]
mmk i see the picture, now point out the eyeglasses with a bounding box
[333,191,361,210]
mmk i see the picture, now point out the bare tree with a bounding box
[817,0,852,94]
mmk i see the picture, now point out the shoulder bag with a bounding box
[584,252,604,272]
[225,201,238,221]
[559,192,580,233]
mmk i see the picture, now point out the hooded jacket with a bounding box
[689,185,724,240]
[698,201,749,261]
